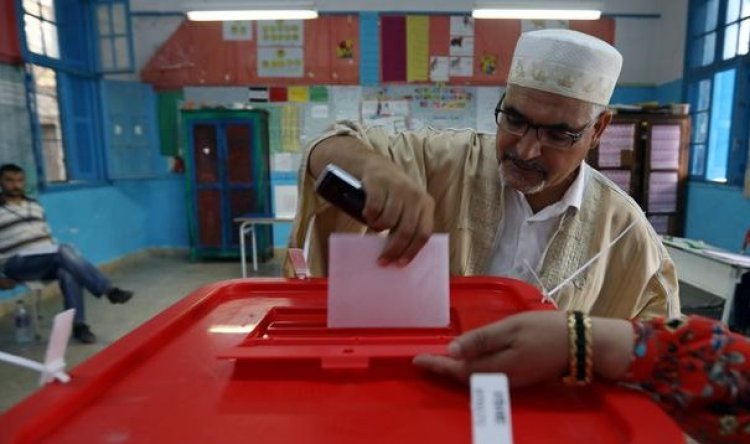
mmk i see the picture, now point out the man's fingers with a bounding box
[370,195,402,232]
[398,203,434,265]
[362,187,386,223]
[382,205,421,266]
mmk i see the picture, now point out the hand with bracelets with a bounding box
[414,312,750,443]
[413,310,632,387]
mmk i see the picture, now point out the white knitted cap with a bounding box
[508,29,623,105]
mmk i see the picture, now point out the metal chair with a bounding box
[21,281,47,341]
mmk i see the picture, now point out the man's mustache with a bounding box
[501,151,547,175]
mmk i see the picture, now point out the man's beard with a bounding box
[498,152,547,195]
[2,188,24,198]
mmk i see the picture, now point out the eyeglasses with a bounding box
[494,98,600,150]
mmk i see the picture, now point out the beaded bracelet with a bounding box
[562,310,593,385]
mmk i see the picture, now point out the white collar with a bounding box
[511,163,587,221]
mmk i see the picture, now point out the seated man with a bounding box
[0,164,133,343]
[287,29,680,320]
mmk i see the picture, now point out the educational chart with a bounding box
[222,21,253,41]
[448,15,474,77]
[257,20,305,78]
[361,85,477,131]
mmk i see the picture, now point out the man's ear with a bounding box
[590,110,613,149]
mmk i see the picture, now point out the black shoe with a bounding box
[106,287,133,304]
[73,323,97,344]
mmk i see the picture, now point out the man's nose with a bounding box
[514,129,543,160]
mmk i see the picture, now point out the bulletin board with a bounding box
[379,15,614,85]
[142,15,360,89]
[361,85,479,131]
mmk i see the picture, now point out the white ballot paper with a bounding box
[327,233,450,328]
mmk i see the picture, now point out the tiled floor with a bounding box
[0,254,282,413]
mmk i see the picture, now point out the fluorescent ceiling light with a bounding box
[473,3,602,20]
[187,9,318,21]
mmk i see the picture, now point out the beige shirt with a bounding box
[286,121,681,320]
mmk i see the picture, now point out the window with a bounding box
[30,65,66,182]
[17,0,135,186]
[706,68,735,181]
[685,0,749,186]
[722,0,750,59]
[96,1,134,72]
[22,0,59,59]
[688,78,711,175]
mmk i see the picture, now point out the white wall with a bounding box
[615,0,687,84]
[124,0,688,86]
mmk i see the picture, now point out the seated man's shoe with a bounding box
[73,323,97,344]
[106,287,133,304]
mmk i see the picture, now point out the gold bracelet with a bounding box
[582,313,593,385]
[562,311,578,385]
[562,311,593,386]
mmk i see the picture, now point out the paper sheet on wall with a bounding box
[303,103,335,146]
[476,86,503,133]
[429,57,450,82]
[450,15,474,36]
[281,105,301,152]
[449,56,473,77]
[288,86,310,103]
[327,234,450,328]
[449,36,474,56]
[272,152,296,172]
[331,86,362,121]
[222,21,253,41]
[273,185,298,218]
[363,85,475,131]
[361,100,410,132]
[309,86,329,103]
[257,20,304,46]
[257,47,304,78]
[521,19,569,33]
[311,104,329,119]
[406,16,430,82]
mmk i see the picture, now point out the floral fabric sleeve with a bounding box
[623,316,750,443]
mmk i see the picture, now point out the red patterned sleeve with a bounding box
[622,316,750,443]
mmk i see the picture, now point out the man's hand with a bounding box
[0,278,17,290]
[360,156,435,266]
[309,135,436,266]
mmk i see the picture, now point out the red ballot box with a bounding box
[0,277,683,443]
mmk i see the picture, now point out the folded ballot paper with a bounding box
[327,233,450,328]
